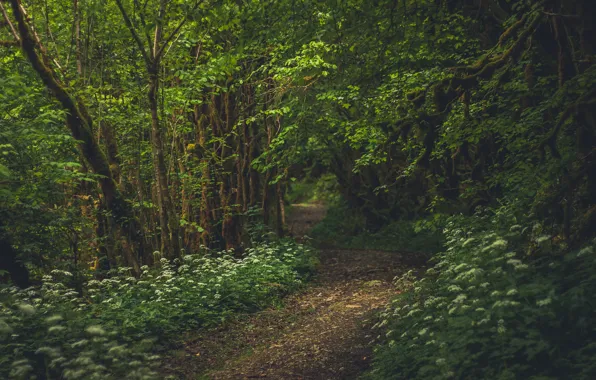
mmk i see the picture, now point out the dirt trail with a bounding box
[163,203,414,379]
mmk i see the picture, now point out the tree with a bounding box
[6,0,141,273]
[113,0,201,260]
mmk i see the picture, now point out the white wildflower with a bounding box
[85,325,106,336]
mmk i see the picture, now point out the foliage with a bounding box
[0,240,316,379]
[285,174,341,205]
[1,0,596,378]
[310,199,445,254]
[368,205,596,379]
[0,56,93,274]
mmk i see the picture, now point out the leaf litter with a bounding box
[162,203,423,379]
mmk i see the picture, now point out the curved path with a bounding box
[163,203,415,379]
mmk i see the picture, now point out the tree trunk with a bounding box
[73,0,82,77]
[148,66,180,259]
[193,102,213,248]
[0,238,30,288]
[9,0,140,273]
[275,181,284,237]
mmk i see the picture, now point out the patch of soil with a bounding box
[162,203,419,379]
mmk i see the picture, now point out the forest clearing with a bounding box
[1,0,596,379]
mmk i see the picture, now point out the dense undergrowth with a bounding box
[285,174,341,205]
[303,182,596,378]
[368,205,596,379]
[310,199,445,254]
[2,0,595,378]
[0,240,316,379]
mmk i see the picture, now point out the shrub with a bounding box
[310,200,444,253]
[368,206,596,379]
[285,174,341,205]
[0,240,316,379]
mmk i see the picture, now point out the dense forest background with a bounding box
[1,0,596,378]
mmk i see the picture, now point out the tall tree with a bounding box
[114,0,202,259]
[6,0,141,273]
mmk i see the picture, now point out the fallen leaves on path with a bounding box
[161,204,423,379]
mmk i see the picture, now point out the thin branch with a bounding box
[133,0,154,51]
[42,6,64,71]
[162,31,181,59]
[114,0,151,65]
[16,1,64,72]
[152,0,167,60]
[542,95,596,156]
[0,1,19,41]
[155,0,204,60]
[542,11,580,18]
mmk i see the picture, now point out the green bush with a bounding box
[368,206,596,379]
[310,200,444,253]
[285,174,341,205]
[0,240,316,379]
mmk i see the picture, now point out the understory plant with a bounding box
[0,240,316,379]
[310,199,445,254]
[368,205,596,379]
[285,174,341,205]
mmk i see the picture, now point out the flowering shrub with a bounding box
[368,206,596,379]
[0,239,316,379]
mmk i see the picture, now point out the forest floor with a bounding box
[163,203,419,379]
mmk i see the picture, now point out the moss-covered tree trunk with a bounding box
[9,0,140,274]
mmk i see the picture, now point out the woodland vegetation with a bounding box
[1,0,596,378]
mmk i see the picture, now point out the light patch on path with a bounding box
[162,203,418,379]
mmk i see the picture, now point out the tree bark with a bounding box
[73,0,82,77]
[9,0,140,274]
[148,65,180,259]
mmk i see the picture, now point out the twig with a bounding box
[0,1,19,41]
[114,0,151,65]
[155,0,204,60]
[542,11,580,18]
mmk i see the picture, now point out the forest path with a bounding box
[164,203,414,379]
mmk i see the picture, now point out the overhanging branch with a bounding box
[115,0,151,65]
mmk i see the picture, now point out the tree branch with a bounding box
[542,11,580,18]
[114,0,151,65]
[155,0,204,60]
[8,0,78,118]
[0,40,18,46]
[0,1,19,41]
[152,0,167,60]
[132,0,154,52]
